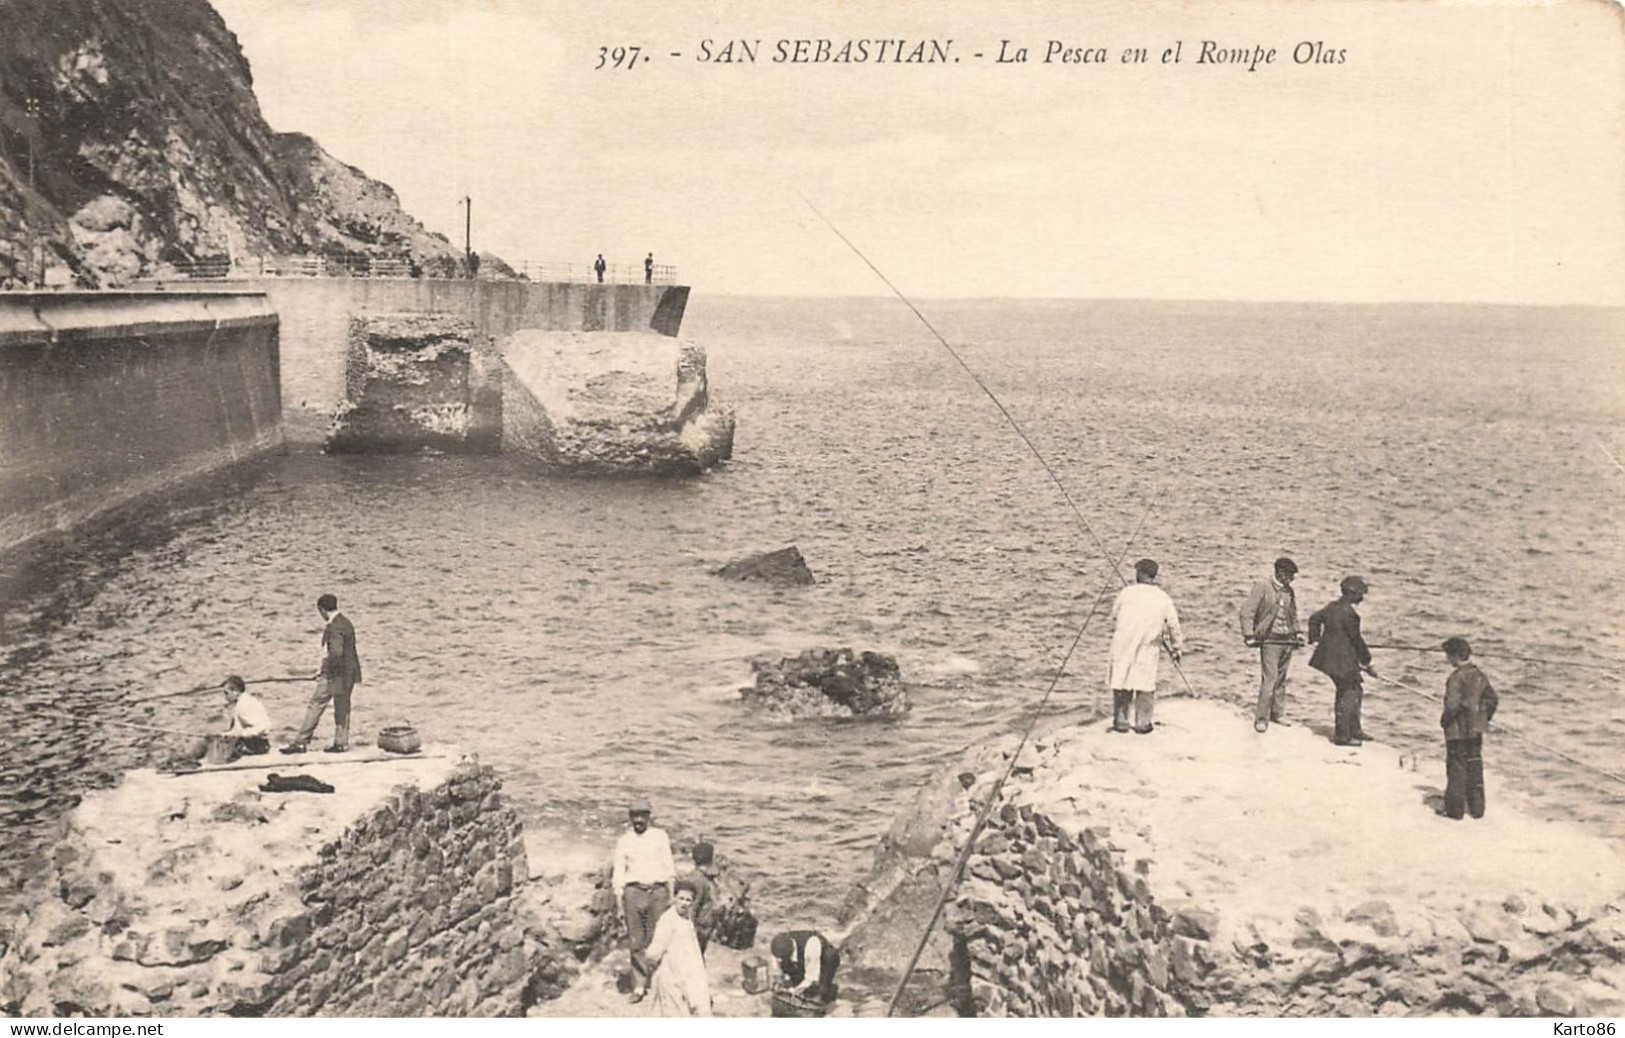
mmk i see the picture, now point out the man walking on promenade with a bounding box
[1107,558,1184,734]
[1440,637,1498,820]
[645,252,655,284]
[282,593,362,754]
[594,253,607,283]
[613,798,676,1003]
[1241,557,1303,733]
[1307,576,1375,746]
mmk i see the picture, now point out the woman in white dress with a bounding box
[646,880,712,1016]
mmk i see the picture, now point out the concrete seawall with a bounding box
[0,292,283,555]
[219,279,689,436]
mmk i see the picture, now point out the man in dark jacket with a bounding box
[770,929,840,1005]
[283,593,363,754]
[1307,576,1376,747]
[1440,636,1498,819]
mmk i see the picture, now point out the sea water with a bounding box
[2,297,1621,926]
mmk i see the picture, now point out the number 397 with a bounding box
[596,46,643,70]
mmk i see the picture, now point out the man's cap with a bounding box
[1340,576,1370,595]
[628,798,652,815]
[1274,557,1298,574]
[1134,558,1159,579]
[1442,636,1472,659]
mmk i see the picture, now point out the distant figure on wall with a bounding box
[468,252,481,280]
[645,252,654,284]
[594,253,607,283]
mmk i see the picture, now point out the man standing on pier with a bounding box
[1241,557,1303,733]
[1307,576,1375,747]
[282,593,362,755]
[613,798,675,1003]
[645,252,655,284]
[1107,558,1184,734]
[594,253,607,283]
[1440,637,1498,820]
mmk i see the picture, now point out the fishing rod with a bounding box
[1368,672,1625,788]
[883,505,1153,1018]
[1366,643,1622,675]
[131,673,318,705]
[25,705,209,739]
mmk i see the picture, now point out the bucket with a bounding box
[741,955,770,995]
[203,735,238,766]
[378,725,422,754]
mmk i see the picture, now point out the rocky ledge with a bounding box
[838,698,1625,1017]
[0,749,583,1017]
[502,330,735,475]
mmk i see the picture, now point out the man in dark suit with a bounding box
[1307,576,1376,747]
[1440,636,1498,819]
[282,593,363,754]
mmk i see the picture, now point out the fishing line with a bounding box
[130,673,317,705]
[23,705,209,739]
[1366,643,1623,676]
[799,192,1127,590]
[1368,672,1625,788]
[882,505,1152,1018]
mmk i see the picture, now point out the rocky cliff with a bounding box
[0,0,466,288]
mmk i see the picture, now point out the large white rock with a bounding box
[501,330,734,475]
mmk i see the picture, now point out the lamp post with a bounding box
[24,96,40,288]
[460,195,472,278]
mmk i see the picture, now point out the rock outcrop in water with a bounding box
[715,547,816,586]
[837,698,1625,1017]
[742,648,907,719]
[326,313,501,453]
[0,0,472,287]
[501,330,734,475]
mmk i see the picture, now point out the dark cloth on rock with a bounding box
[259,773,336,794]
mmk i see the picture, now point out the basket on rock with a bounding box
[377,725,422,754]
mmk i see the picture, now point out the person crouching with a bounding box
[189,675,271,762]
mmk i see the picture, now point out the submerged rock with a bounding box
[501,330,734,475]
[742,648,907,719]
[715,547,815,586]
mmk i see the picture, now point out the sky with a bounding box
[211,0,1625,303]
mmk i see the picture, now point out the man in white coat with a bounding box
[1108,558,1184,734]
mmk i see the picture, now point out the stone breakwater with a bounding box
[0,750,585,1016]
[840,698,1625,1017]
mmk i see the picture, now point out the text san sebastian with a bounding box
[697,39,955,63]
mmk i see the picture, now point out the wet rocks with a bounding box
[741,648,907,719]
[714,546,816,586]
[326,313,502,453]
[501,330,734,475]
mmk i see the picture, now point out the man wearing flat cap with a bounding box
[1307,576,1377,746]
[612,798,675,1003]
[1241,557,1304,733]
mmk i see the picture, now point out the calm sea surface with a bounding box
[3,298,1623,925]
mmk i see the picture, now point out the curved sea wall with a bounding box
[841,698,1625,1017]
[0,752,586,1017]
[0,291,282,555]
